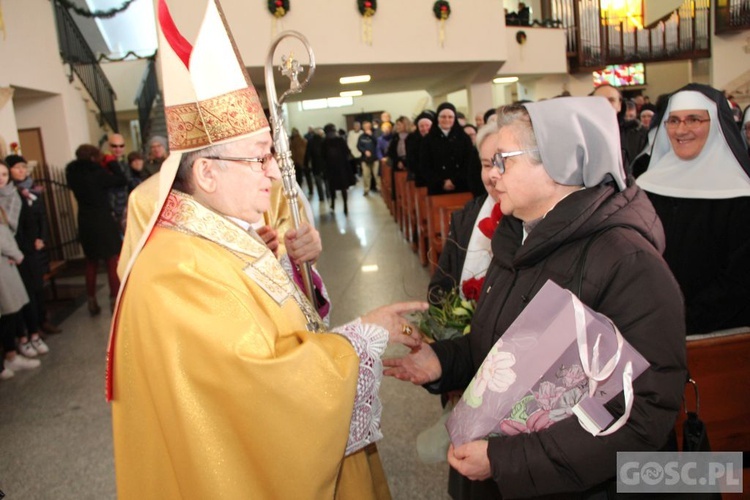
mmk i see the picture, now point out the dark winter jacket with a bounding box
[620,120,648,176]
[322,134,355,191]
[405,131,425,184]
[66,159,126,259]
[419,127,473,195]
[13,185,49,291]
[357,133,377,165]
[304,134,326,177]
[429,183,687,499]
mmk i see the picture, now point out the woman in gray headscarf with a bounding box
[386,97,686,499]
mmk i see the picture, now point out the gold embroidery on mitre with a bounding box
[165,87,269,151]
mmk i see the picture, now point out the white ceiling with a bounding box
[78,0,157,58]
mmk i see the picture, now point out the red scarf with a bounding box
[477,202,502,239]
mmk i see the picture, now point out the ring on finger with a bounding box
[402,324,413,336]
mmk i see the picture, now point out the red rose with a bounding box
[462,276,485,301]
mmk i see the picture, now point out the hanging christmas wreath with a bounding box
[268,0,289,18]
[54,0,136,19]
[433,1,451,20]
[357,0,377,17]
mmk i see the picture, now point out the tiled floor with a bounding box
[0,184,451,499]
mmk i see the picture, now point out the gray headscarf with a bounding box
[523,96,626,191]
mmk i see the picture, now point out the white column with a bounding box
[0,87,20,156]
[468,82,494,125]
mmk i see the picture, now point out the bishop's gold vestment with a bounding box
[111,191,388,499]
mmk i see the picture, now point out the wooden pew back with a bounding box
[394,170,408,230]
[425,192,473,274]
[675,330,750,453]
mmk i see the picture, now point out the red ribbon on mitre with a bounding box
[158,0,193,68]
[477,202,502,239]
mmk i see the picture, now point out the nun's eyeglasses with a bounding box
[664,116,710,130]
[204,153,275,172]
[491,149,539,174]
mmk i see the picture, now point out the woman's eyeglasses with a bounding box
[204,153,275,172]
[664,116,710,130]
[491,149,538,174]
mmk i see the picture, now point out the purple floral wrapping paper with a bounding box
[446,280,650,447]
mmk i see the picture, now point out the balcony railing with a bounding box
[52,1,118,132]
[548,0,711,71]
[716,0,750,33]
[135,57,159,146]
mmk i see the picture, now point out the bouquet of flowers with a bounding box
[418,276,484,341]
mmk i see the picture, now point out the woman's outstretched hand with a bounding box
[383,342,442,385]
[361,301,428,349]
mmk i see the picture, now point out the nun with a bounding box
[386,98,687,499]
[419,102,474,195]
[637,83,750,334]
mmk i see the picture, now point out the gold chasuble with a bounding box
[111,191,385,499]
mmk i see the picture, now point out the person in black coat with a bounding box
[322,124,355,215]
[419,102,473,195]
[386,98,686,499]
[66,144,127,315]
[6,155,59,347]
[636,83,750,334]
[304,128,328,203]
[406,111,434,186]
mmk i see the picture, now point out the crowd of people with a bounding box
[290,104,486,217]
[0,132,169,380]
[2,2,749,496]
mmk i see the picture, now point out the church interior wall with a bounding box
[286,89,432,133]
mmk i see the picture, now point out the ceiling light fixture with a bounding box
[493,76,519,84]
[340,90,363,97]
[340,75,371,84]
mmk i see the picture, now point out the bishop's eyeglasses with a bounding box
[204,153,275,172]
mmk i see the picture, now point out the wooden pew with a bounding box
[393,170,408,233]
[380,163,393,214]
[405,180,417,250]
[414,186,429,265]
[675,329,750,454]
[425,192,473,274]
